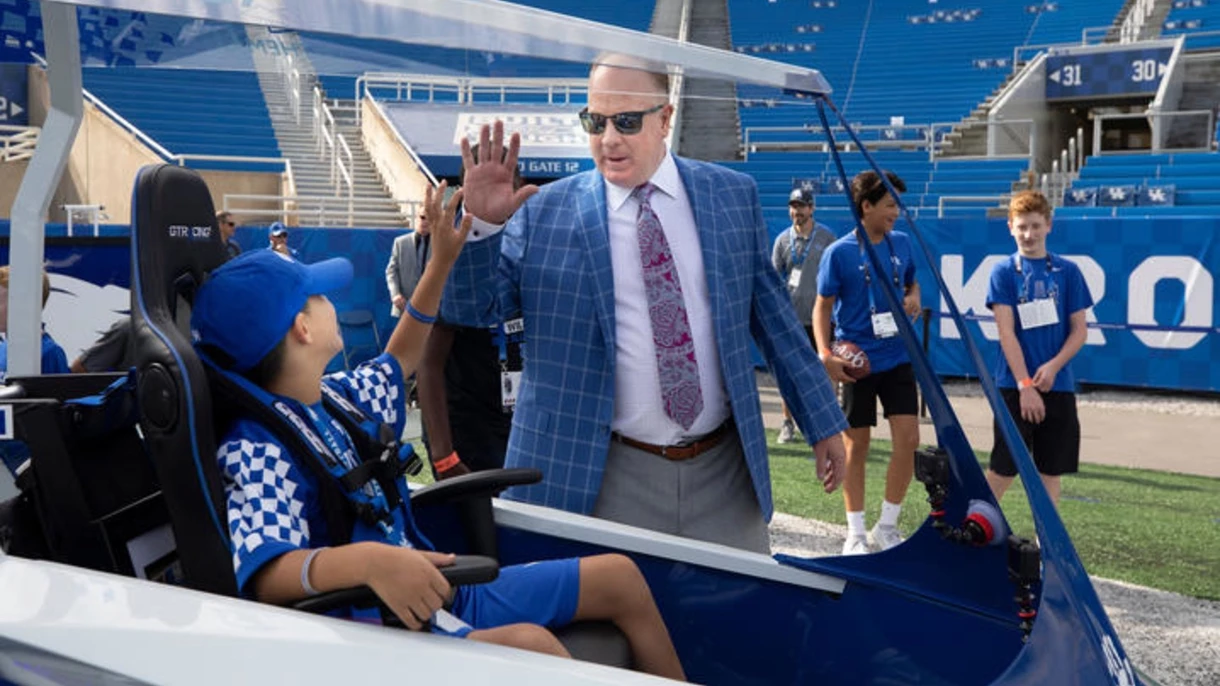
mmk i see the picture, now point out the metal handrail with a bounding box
[0,124,39,161]
[667,0,693,151]
[938,195,1010,218]
[354,72,588,126]
[224,193,422,226]
[83,87,176,161]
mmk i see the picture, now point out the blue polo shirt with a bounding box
[816,230,917,374]
[986,253,1093,393]
[0,328,71,384]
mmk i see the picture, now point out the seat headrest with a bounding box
[130,165,228,314]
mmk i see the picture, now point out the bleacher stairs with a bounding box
[250,32,406,228]
[938,70,1023,157]
[671,0,743,162]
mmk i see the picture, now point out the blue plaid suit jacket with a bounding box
[442,155,847,518]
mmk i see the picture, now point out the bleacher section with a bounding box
[82,68,281,166]
[1059,152,1220,217]
[728,0,1125,127]
[724,152,1030,233]
[726,0,1126,226]
[1163,0,1220,50]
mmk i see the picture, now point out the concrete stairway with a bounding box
[249,33,406,228]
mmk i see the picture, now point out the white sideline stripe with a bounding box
[490,499,847,595]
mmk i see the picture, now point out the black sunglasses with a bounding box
[578,103,665,135]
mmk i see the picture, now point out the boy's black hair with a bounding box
[851,170,907,217]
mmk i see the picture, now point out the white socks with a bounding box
[848,502,903,534]
[879,500,902,528]
[846,511,866,536]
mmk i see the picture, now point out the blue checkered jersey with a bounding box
[816,231,917,374]
[987,254,1093,393]
[217,353,413,595]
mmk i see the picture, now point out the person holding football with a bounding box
[813,170,922,556]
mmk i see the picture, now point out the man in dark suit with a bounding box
[444,56,847,552]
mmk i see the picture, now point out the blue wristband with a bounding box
[406,301,437,324]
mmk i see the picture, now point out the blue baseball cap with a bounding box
[192,250,353,372]
[269,222,288,237]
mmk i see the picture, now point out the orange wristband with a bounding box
[433,451,461,473]
[1019,378,1034,389]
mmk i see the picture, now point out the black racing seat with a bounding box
[125,164,630,669]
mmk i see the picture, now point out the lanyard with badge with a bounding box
[493,318,524,412]
[860,234,902,339]
[787,228,813,289]
[1014,254,1059,330]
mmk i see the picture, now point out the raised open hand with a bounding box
[459,121,539,224]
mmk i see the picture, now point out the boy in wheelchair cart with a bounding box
[192,183,684,680]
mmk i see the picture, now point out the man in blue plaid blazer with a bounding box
[442,58,847,551]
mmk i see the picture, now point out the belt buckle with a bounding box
[659,444,670,459]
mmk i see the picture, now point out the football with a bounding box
[831,340,871,380]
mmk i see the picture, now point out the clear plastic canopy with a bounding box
[24,0,830,95]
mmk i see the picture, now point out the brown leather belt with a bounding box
[611,420,735,461]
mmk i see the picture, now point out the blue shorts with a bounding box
[447,557,580,634]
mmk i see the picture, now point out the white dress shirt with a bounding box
[605,154,730,445]
[466,154,731,446]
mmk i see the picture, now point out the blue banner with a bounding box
[7,218,1220,392]
[922,216,1220,393]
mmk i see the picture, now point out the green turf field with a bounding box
[766,430,1220,601]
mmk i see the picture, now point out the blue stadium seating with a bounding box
[1162,0,1220,51]
[83,68,281,168]
[1068,151,1220,215]
[724,1,1130,232]
[728,0,1125,128]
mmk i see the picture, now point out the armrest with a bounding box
[291,554,499,615]
[0,383,25,400]
[410,468,542,509]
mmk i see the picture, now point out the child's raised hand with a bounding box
[426,182,473,268]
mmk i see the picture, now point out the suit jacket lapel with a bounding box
[575,174,616,355]
[676,157,726,335]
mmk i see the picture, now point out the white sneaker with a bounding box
[870,523,905,551]
[841,533,871,556]
[777,420,797,444]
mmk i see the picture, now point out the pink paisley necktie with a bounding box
[633,183,703,430]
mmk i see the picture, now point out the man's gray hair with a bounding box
[589,52,671,98]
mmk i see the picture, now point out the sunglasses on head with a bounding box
[578,103,665,135]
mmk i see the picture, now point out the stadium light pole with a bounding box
[6,1,82,376]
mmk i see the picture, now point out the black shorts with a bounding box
[841,363,919,428]
[989,389,1080,477]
